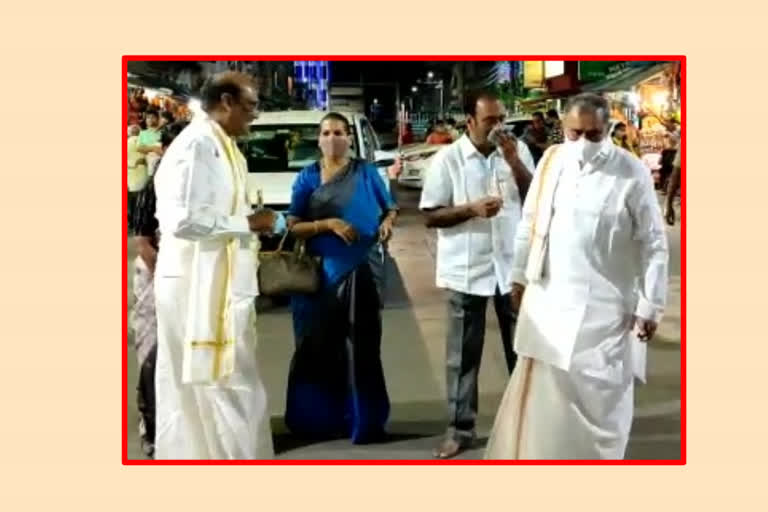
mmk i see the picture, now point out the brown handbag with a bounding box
[257,232,321,296]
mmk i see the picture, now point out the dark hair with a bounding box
[564,93,611,123]
[319,112,351,134]
[446,118,456,126]
[145,109,159,118]
[532,111,545,121]
[463,89,500,117]
[160,111,174,123]
[546,109,559,119]
[200,71,255,112]
[161,122,187,148]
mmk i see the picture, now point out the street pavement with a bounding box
[125,187,682,461]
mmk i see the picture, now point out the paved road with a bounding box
[126,187,682,460]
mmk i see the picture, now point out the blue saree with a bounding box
[285,159,396,444]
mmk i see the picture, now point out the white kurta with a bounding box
[152,116,273,460]
[485,140,668,460]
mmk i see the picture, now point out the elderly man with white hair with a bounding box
[485,93,669,460]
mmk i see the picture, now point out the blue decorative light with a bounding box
[293,60,328,110]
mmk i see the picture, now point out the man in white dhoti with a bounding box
[153,72,283,459]
[485,93,669,460]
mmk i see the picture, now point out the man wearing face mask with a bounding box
[485,93,669,460]
[420,90,536,459]
[153,71,285,459]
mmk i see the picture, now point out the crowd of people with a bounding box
[127,70,679,460]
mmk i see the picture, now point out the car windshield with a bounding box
[239,123,358,173]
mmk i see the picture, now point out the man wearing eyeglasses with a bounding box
[152,71,284,460]
[485,93,669,460]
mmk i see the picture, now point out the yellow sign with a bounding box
[524,61,544,88]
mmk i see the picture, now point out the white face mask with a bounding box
[565,136,603,163]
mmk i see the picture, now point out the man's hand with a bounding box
[469,197,503,218]
[510,283,525,313]
[664,205,676,226]
[135,238,157,275]
[497,132,519,166]
[387,157,403,179]
[248,209,277,234]
[327,218,359,245]
[634,317,658,342]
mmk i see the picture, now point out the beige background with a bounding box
[1,0,764,508]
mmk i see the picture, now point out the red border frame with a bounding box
[123,55,686,466]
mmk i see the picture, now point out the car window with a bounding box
[361,118,380,152]
[240,123,358,172]
[358,118,376,162]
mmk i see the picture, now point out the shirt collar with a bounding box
[459,134,500,160]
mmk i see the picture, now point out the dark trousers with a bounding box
[445,287,518,441]
[127,191,139,234]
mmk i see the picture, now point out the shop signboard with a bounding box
[578,61,628,83]
[523,61,545,88]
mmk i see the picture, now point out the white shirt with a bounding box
[154,116,256,283]
[510,141,668,370]
[419,134,535,296]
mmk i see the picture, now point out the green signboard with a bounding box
[578,61,629,83]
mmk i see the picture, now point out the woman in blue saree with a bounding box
[285,113,398,444]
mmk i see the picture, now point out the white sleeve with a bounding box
[518,140,536,175]
[155,138,251,241]
[628,161,669,323]
[419,150,453,210]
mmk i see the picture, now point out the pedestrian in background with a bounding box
[426,120,454,145]
[127,124,148,233]
[546,109,564,145]
[130,122,185,458]
[522,111,551,165]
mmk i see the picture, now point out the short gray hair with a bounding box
[564,93,611,124]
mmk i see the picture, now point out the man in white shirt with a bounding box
[153,71,283,459]
[484,93,668,460]
[419,90,536,459]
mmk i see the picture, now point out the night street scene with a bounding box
[125,59,682,461]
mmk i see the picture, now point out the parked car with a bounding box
[396,143,443,189]
[504,115,533,138]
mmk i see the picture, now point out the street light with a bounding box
[427,71,434,80]
[411,86,418,93]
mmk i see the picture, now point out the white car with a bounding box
[240,110,396,211]
[396,143,444,189]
